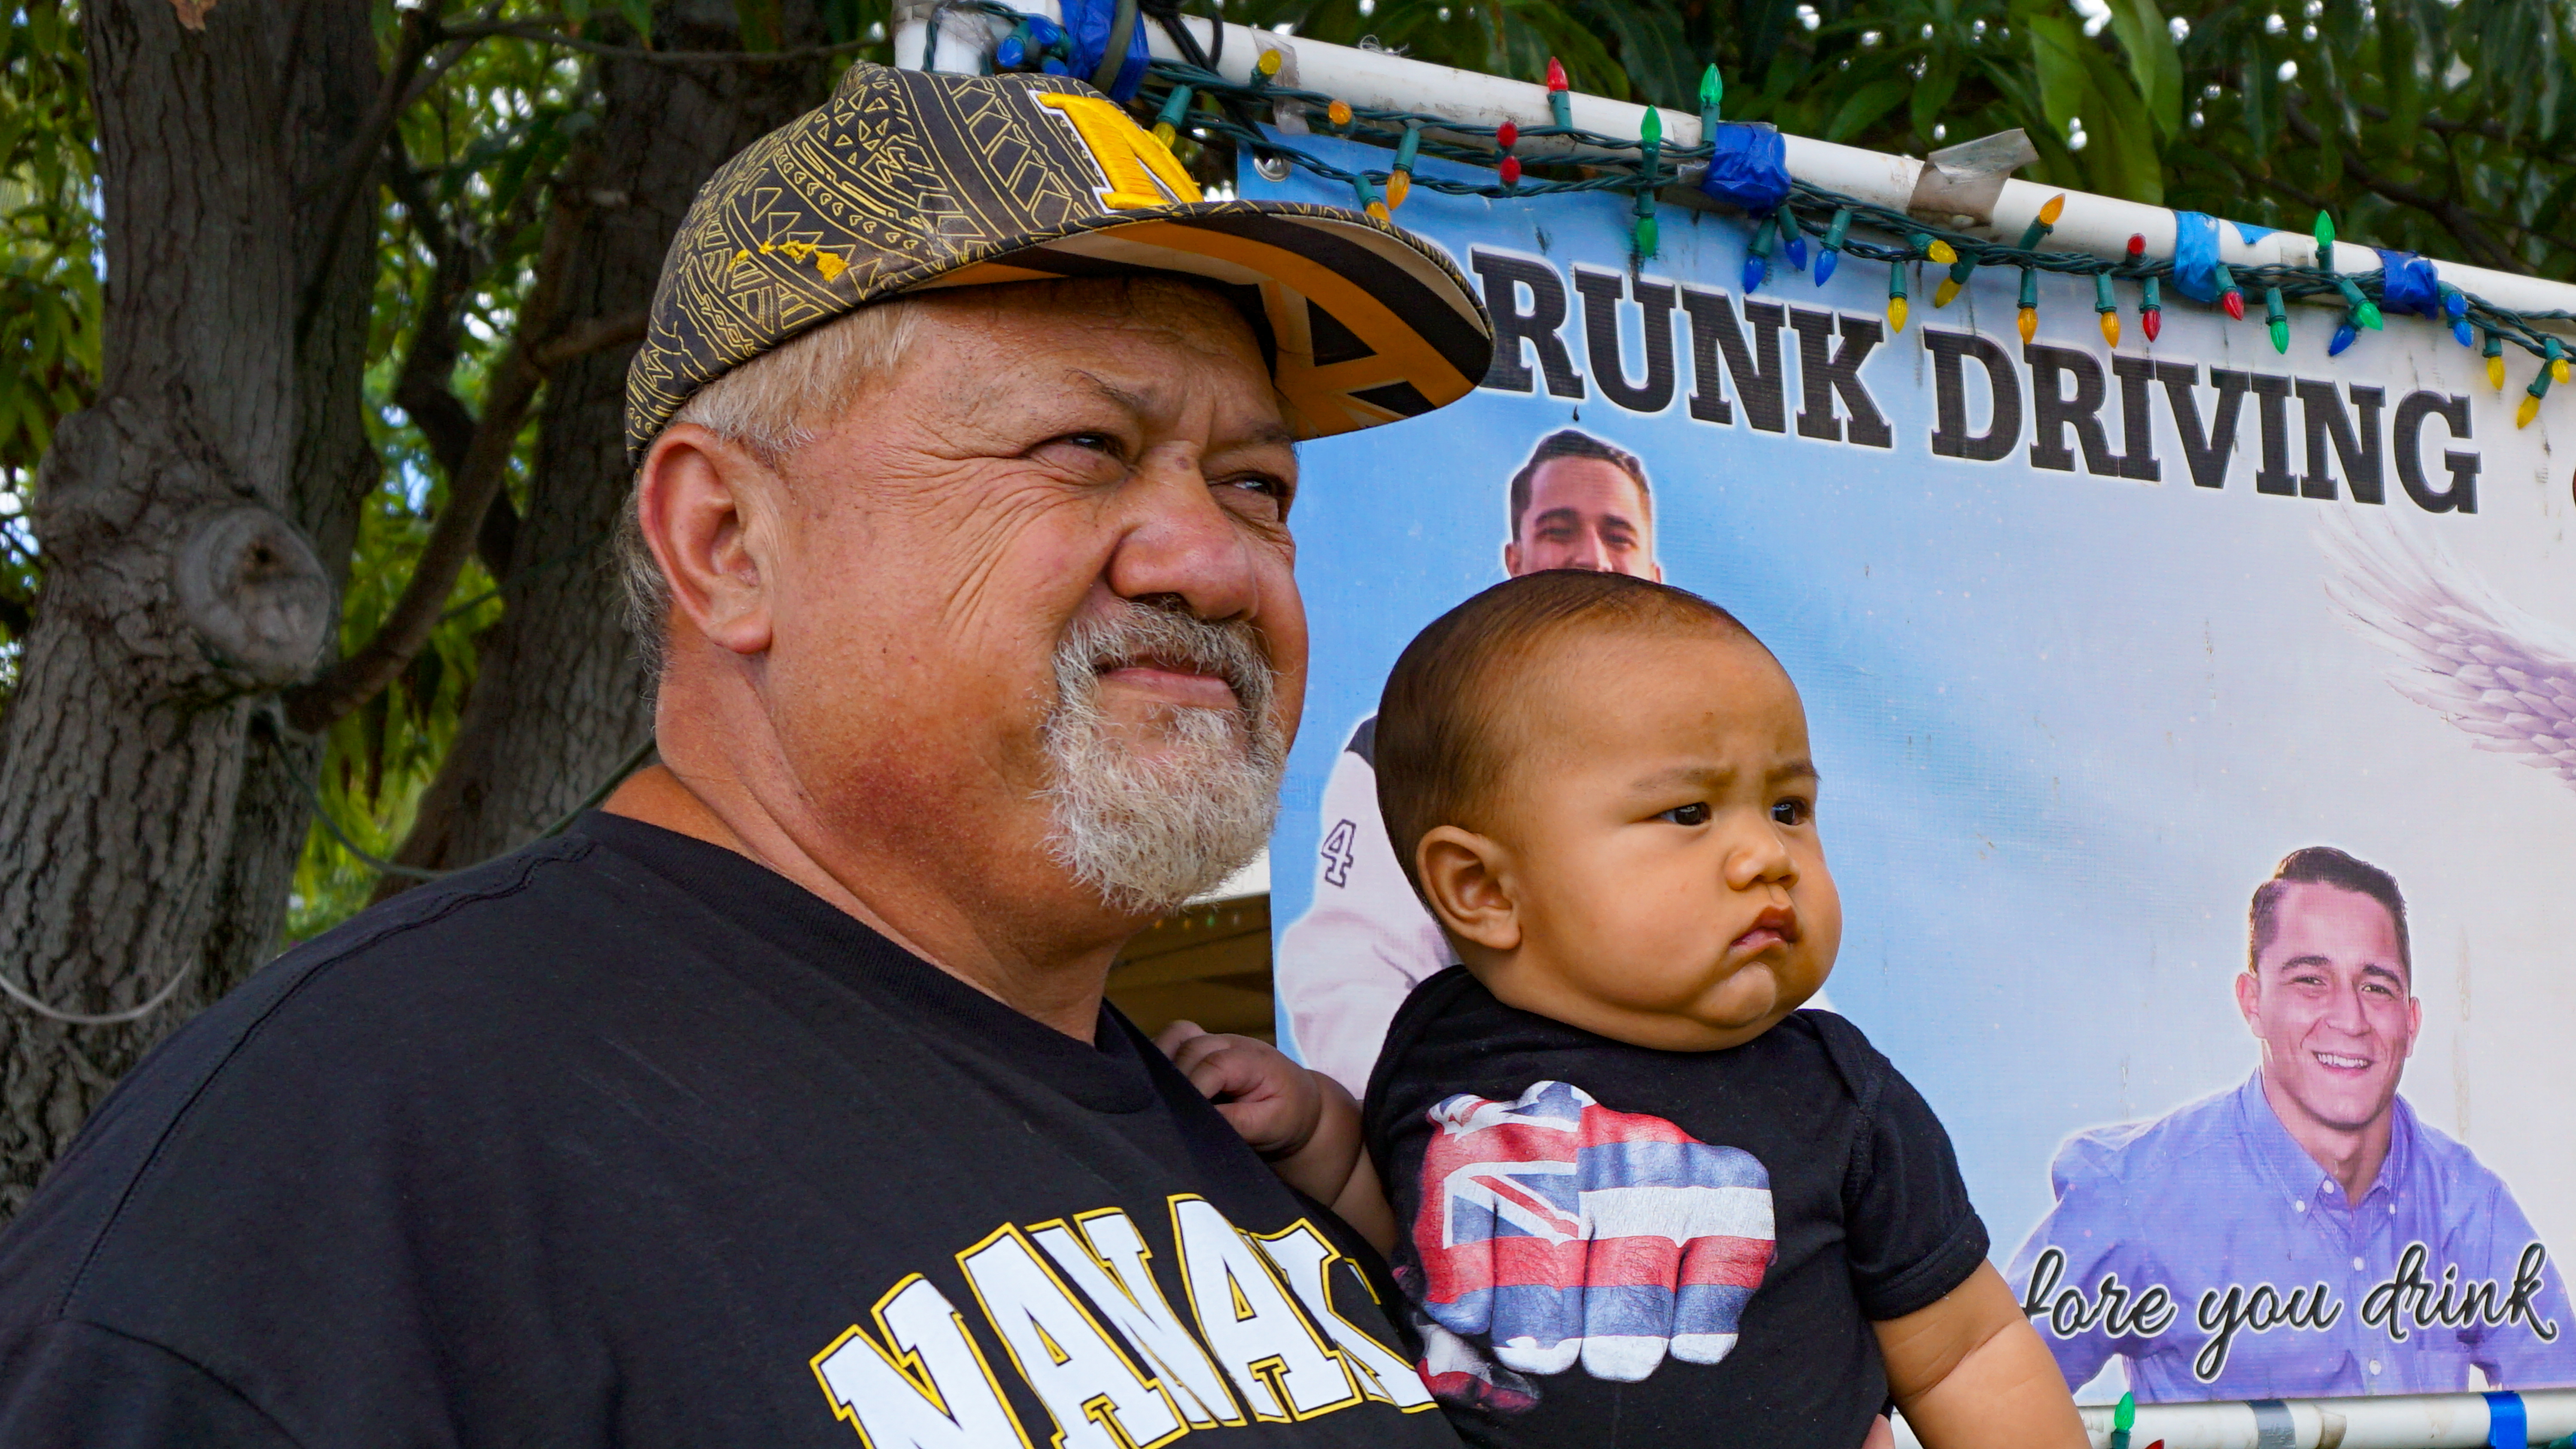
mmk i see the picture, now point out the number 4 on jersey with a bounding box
[1321,819,1358,888]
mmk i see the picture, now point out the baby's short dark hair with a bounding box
[1374,570,1763,899]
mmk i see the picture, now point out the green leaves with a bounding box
[1828,76,1912,139]
[2020,5,2163,201]
[2105,0,2182,136]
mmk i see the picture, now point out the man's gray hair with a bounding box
[616,298,924,678]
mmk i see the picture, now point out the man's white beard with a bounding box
[1040,605,1285,917]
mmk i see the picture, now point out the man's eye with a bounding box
[1031,433,1127,477]
[1771,798,1811,826]
[1661,803,1711,826]
[1221,473,1289,501]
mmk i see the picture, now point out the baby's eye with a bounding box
[1660,802,1711,826]
[1771,798,1812,826]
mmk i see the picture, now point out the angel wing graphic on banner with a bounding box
[2318,515,2576,791]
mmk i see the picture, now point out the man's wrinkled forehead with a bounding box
[911,281,1289,424]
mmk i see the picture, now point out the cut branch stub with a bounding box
[172,503,333,689]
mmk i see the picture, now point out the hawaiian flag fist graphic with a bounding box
[1412,1081,1775,1385]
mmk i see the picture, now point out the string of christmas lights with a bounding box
[1122,54,2576,429]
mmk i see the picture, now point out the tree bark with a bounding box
[0,0,379,1213]
[383,8,833,882]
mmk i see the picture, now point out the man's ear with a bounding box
[634,423,778,657]
[1416,825,1519,953]
[1501,540,1524,577]
[2234,969,2261,1029]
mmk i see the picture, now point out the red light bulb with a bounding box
[1546,57,1568,91]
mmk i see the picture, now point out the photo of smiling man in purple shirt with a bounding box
[2008,847,2575,1402]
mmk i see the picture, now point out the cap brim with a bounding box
[910,200,1493,440]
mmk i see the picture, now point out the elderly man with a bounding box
[1276,428,1665,1094]
[2009,847,2573,1402]
[0,65,1488,1446]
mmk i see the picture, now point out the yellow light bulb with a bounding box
[1888,296,1908,333]
[2517,392,2541,429]
[1366,200,1391,224]
[2100,312,2120,347]
[2017,305,2038,343]
[1927,239,1958,265]
[2489,355,2507,390]
[2038,193,2066,224]
[2555,358,2572,384]
[1933,277,1962,309]
[1327,99,1352,127]
[1256,47,1284,77]
[1151,121,1176,147]
[1385,170,1411,209]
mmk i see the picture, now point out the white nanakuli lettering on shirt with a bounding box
[1168,1195,1367,1422]
[1256,1221,1440,1412]
[1032,1210,1247,1428]
[811,1273,1035,1449]
[958,1226,1190,1449]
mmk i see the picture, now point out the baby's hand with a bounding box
[1153,1020,1322,1159]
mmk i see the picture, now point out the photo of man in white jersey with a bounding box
[1276,428,1663,1094]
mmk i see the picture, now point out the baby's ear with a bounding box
[1415,827,1519,954]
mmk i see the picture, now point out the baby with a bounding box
[1161,570,2084,1449]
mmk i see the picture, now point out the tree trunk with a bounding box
[0,0,378,1214]
[384,11,834,882]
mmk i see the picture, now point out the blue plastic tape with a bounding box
[1062,0,1149,100]
[2488,1390,2528,1449]
[2233,220,2277,246]
[2377,248,2442,315]
[2171,211,2223,303]
[1697,124,1792,215]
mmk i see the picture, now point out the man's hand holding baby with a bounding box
[1154,1021,1395,1251]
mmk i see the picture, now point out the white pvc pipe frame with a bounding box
[893,6,2576,328]
[2054,1390,2576,1449]
[1888,1390,2576,1448]
[893,12,2576,1443]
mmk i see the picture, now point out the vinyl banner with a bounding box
[1249,135,2576,1405]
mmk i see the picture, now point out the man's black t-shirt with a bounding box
[0,815,1461,1448]
[1364,968,1989,1449]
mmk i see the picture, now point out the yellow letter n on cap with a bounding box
[1036,93,1204,210]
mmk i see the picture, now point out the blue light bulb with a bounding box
[1742,255,1765,294]
[1783,233,1808,271]
[2329,321,2358,357]
[1814,249,1839,287]
[2454,319,2476,347]
[2444,288,2467,320]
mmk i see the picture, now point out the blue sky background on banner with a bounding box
[1247,131,2576,1326]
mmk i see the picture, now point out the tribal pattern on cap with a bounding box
[626,62,1490,460]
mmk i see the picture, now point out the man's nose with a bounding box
[2321,980,2372,1034]
[1103,460,1264,622]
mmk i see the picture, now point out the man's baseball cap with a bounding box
[625,62,1495,461]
